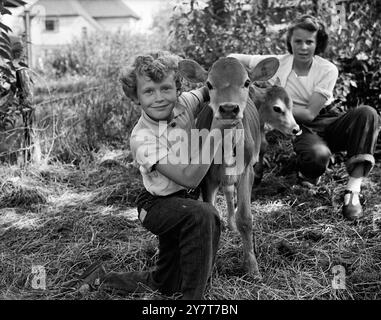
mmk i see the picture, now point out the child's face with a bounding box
[290,27,317,64]
[136,71,178,122]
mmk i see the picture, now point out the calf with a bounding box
[179,57,300,278]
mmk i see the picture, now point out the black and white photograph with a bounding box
[1,0,381,308]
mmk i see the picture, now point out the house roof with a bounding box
[4,0,27,7]
[79,0,139,19]
[26,0,140,19]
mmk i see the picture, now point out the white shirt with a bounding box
[130,89,205,196]
[248,54,339,107]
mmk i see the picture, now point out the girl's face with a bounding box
[290,28,317,64]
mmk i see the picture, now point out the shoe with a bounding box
[78,261,107,289]
[342,190,363,221]
[297,172,320,188]
[101,271,156,294]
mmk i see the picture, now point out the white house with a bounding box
[4,0,140,66]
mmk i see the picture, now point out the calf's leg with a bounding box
[223,184,237,232]
[235,166,261,278]
[253,133,268,187]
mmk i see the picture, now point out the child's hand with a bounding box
[210,118,242,131]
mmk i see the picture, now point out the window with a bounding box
[45,19,58,32]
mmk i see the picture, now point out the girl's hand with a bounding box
[210,118,242,131]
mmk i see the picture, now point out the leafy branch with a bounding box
[1,0,35,163]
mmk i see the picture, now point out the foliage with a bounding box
[31,30,168,164]
[39,31,169,80]
[169,0,381,111]
[323,0,381,108]
[0,0,28,127]
[150,1,173,35]
[169,0,319,67]
[31,76,141,166]
[0,0,34,163]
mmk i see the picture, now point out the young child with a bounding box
[79,51,236,300]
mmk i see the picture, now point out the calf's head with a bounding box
[179,57,280,120]
[259,84,301,136]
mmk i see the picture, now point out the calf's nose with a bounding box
[293,126,302,136]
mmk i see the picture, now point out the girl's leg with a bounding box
[293,127,332,187]
[324,105,381,220]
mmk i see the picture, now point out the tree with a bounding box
[1,0,34,163]
[169,0,381,111]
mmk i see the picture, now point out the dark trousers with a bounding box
[294,105,380,179]
[110,189,221,300]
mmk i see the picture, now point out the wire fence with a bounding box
[0,82,117,162]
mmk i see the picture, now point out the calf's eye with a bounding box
[273,106,282,113]
[244,79,251,88]
[206,81,213,90]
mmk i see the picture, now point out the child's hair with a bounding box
[120,51,183,101]
[286,15,329,55]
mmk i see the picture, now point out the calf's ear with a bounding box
[120,77,139,104]
[178,59,208,83]
[249,57,279,82]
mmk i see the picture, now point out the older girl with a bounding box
[229,15,380,220]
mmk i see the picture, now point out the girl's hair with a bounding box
[120,51,183,99]
[286,15,329,55]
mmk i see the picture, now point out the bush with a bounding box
[324,0,381,109]
[39,31,169,80]
[1,2,34,164]
[169,0,381,112]
[34,80,141,165]
[30,30,169,164]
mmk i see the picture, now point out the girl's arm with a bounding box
[294,64,339,124]
[227,53,254,69]
[292,92,328,124]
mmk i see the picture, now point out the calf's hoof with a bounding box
[244,254,262,280]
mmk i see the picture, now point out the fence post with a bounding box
[16,68,34,165]
[23,8,32,67]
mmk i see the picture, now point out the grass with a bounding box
[1,140,381,300]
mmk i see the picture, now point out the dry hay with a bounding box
[0,167,48,208]
[88,160,143,207]
[0,154,152,300]
[204,154,381,299]
[0,181,47,208]
[0,142,381,300]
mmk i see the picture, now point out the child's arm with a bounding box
[227,53,278,72]
[227,53,254,69]
[155,119,239,189]
[132,119,240,190]
[180,86,209,118]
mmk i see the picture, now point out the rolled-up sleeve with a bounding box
[130,128,168,174]
[180,87,209,118]
[313,65,338,101]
